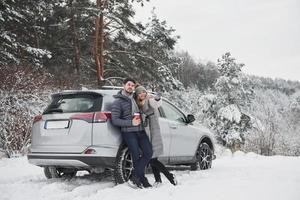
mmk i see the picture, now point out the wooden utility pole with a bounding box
[95,0,105,84]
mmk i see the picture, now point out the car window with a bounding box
[44,93,102,114]
[160,101,186,123]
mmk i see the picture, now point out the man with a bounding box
[111,78,153,188]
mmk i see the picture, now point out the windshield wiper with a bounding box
[43,108,63,114]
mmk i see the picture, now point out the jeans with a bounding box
[150,158,172,182]
[122,130,153,180]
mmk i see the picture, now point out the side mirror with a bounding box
[186,114,195,123]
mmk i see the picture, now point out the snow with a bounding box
[1,153,299,200]
[25,47,51,58]
[1,32,14,43]
[2,51,19,62]
[231,77,239,84]
[9,10,25,19]
[218,104,241,123]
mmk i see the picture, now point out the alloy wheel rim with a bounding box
[197,144,212,169]
[123,151,133,180]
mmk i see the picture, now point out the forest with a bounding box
[1,0,299,157]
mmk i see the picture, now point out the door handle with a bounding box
[170,124,178,129]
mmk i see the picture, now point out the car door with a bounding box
[160,100,199,163]
[156,107,172,163]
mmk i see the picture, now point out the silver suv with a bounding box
[27,87,215,183]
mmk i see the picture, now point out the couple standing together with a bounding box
[111,78,177,188]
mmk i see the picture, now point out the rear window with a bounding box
[43,93,102,114]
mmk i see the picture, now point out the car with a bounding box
[27,86,215,183]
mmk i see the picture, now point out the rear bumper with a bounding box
[27,154,115,168]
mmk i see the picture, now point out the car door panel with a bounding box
[157,117,172,163]
[169,122,199,161]
[160,100,200,164]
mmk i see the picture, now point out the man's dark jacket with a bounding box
[111,90,144,133]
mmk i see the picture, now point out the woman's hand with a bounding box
[132,116,141,126]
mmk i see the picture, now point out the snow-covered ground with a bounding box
[1,151,299,200]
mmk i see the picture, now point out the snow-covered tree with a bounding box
[172,52,219,90]
[1,0,181,89]
[104,10,181,91]
[242,88,300,156]
[199,53,253,151]
[280,90,300,155]
[0,0,51,66]
[0,66,54,156]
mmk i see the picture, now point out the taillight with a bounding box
[70,112,94,123]
[33,115,42,124]
[94,111,111,122]
[70,112,111,123]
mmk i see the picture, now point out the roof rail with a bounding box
[103,77,124,87]
[101,85,123,90]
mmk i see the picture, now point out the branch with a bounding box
[106,50,163,66]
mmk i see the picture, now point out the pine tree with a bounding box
[1,0,182,89]
[174,51,219,90]
[104,10,181,91]
[0,0,51,66]
[202,53,253,151]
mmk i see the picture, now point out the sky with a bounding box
[134,0,300,81]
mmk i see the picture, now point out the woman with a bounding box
[134,85,177,186]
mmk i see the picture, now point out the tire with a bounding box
[43,166,77,179]
[44,167,52,179]
[191,142,213,171]
[114,146,133,184]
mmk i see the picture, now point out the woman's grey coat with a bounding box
[141,97,164,158]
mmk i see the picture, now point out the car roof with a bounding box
[51,86,122,97]
[52,86,160,97]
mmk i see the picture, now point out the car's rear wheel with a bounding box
[191,142,213,170]
[114,146,133,184]
[44,166,77,179]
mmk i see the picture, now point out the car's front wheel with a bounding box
[191,142,213,170]
[114,146,133,184]
[44,166,77,179]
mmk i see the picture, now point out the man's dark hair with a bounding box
[123,77,136,85]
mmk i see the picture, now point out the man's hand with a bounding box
[132,116,141,126]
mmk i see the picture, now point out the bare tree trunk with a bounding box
[95,0,105,84]
[71,17,81,74]
[33,17,40,50]
[69,0,81,75]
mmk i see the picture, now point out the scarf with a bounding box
[121,90,140,115]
